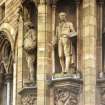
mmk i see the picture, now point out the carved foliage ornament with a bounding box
[22,94,36,105]
[54,87,79,105]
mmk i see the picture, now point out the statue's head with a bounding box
[59,12,67,22]
[24,21,34,31]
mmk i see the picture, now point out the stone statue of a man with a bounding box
[53,12,76,73]
[24,21,36,83]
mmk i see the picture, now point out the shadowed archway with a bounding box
[0,31,13,105]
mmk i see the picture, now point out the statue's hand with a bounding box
[69,32,77,38]
[52,38,57,46]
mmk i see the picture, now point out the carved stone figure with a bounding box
[53,12,76,73]
[55,88,78,105]
[24,21,37,83]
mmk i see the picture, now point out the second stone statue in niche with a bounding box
[53,12,76,74]
[24,21,37,84]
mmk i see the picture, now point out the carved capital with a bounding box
[4,73,13,82]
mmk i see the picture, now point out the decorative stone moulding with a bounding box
[97,79,105,105]
[19,86,37,105]
[49,76,83,105]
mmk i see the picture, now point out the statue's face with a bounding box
[59,12,66,21]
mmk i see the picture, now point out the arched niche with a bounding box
[22,0,37,29]
[22,0,37,83]
[0,31,13,105]
[56,0,77,29]
[0,23,15,51]
[53,0,81,74]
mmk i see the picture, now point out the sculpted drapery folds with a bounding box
[23,21,37,83]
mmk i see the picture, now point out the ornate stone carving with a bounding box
[23,21,37,83]
[53,12,77,74]
[19,87,37,105]
[54,87,79,105]
[22,94,36,105]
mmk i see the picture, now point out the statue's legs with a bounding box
[59,57,65,72]
[29,62,35,82]
[65,56,70,73]
[63,37,71,73]
[27,54,35,82]
[58,39,65,73]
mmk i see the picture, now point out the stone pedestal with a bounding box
[19,86,37,105]
[49,77,83,105]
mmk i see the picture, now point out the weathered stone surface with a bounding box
[0,0,105,105]
[50,77,82,105]
[19,86,37,105]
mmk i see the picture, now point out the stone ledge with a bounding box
[52,72,82,79]
[19,85,37,95]
[48,75,83,88]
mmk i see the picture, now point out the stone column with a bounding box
[13,62,16,105]
[7,81,10,105]
[16,14,23,105]
[37,1,52,105]
[83,0,97,105]
[52,3,56,74]
[5,74,12,105]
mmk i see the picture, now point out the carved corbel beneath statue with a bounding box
[50,77,82,105]
[19,86,37,105]
[54,86,80,105]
